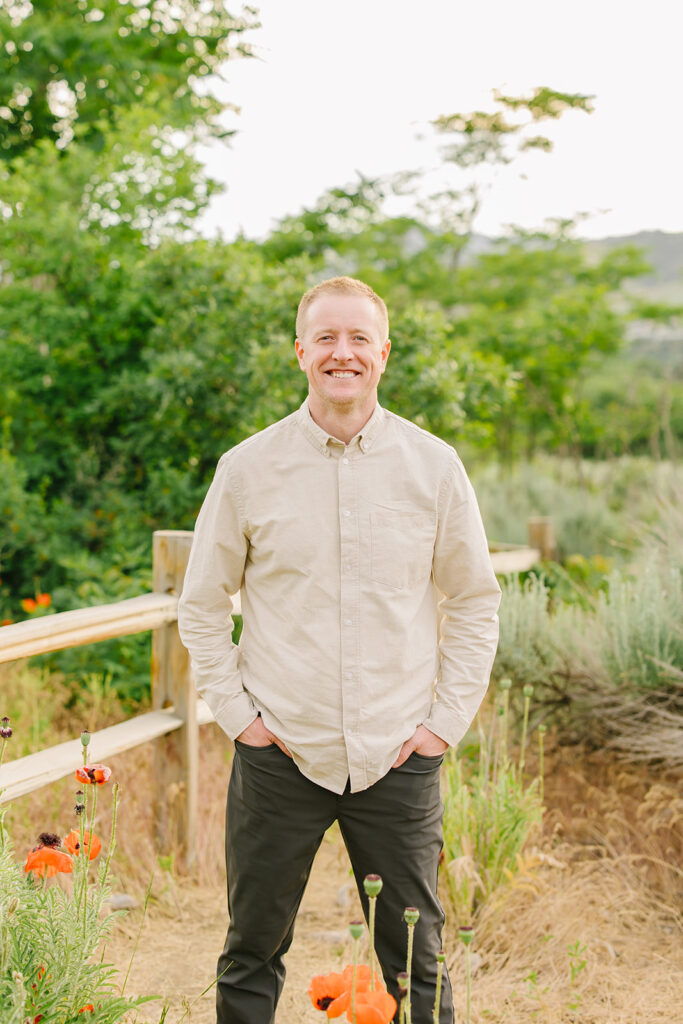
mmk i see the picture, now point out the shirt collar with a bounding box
[296,398,386,457]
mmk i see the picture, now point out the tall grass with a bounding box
[472,456,679,560]
[441,681,544,924]
[494,522,683,763]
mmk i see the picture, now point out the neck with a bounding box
[307,394,377,445]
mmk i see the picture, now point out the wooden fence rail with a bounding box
[0,522,550,869]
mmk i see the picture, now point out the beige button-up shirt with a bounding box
[178,399,501,794]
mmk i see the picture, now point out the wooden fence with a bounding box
[0,520,552,870]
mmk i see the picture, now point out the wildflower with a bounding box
[1,716,12,739]
[24,835,73,878]
[1,618,12,626]
[309,966,385,1018]
[78,1005,95,1014]
[64,829,102,860]
[21,597,37,613]
[36,593,51,607]
[75,764,112,786]
[348,989,397,1023]
[308,972,347,1012]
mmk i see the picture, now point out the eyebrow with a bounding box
[314,326,372,334]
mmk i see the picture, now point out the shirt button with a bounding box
[342,457,349,465]
[344,618,352,626]
[343,509,351,518]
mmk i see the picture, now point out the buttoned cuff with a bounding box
[422,703,472,749]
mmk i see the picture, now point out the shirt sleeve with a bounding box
[422,451,501,748]
[177,453,258,740]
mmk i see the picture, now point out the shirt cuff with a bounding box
[422,703,471,749]
[206,690,259,741]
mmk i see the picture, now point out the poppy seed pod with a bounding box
[80,730,91,748]
[0,716,12,739]
[403,907,420,925]
[349,920,364,940]
[458,925,475,946]
[363,873,383,898]
[523,683,534,698]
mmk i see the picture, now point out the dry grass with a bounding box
[2,665,681,1023]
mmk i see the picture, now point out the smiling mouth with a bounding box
[326,370,360,378]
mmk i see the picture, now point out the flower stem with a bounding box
[404,908,420,1024]
[465,944,471,1024]
[351,934,359,1024]
[368,896,377,990]
[519,684,534,775]
[100,782,119,892]
[433,951,445,1024]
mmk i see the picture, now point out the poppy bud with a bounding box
[403,907,420,926]
[80,730,91,748]
[349,920,364,940]
[363,873,383,898]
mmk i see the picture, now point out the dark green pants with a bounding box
[217,741,454,1024]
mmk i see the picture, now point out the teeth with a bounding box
[329,371,357,378]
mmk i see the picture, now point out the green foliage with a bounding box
[442,682,544,924]
[0,769,152,1022]
[0,0,255,160]
[494,524,683,760]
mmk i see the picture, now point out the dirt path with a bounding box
[107,826,364,1024]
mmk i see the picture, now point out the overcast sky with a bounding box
[196,0,683,242]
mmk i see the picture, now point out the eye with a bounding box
[354,334,369,343]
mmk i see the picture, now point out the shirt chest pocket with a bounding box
[369,506,436,590]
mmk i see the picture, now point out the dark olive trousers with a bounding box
[217,741,454,1024]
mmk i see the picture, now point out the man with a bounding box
[178,276,500,1024]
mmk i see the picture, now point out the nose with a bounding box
[332,334,354,361]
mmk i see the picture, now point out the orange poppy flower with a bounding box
[64,830,102,860]
[78,1005,95,1013]
[24,844,73,879]
[36,593,51,607]
[308,972,347,1012]
[340,965,383,991]
[75,764,112,786]
[21,597,37,613]
[348,990,397,1024]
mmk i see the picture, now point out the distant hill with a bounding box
[582,230,683,299]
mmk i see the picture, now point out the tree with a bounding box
[0,0,256,160]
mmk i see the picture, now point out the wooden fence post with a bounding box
[527,516,556,561]
[151,529,196,870]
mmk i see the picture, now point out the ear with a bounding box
[295,339,306,371]
[380,338,391,373]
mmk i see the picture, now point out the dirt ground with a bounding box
[106,826,364,1024]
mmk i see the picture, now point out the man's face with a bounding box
[295,293,390,417]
